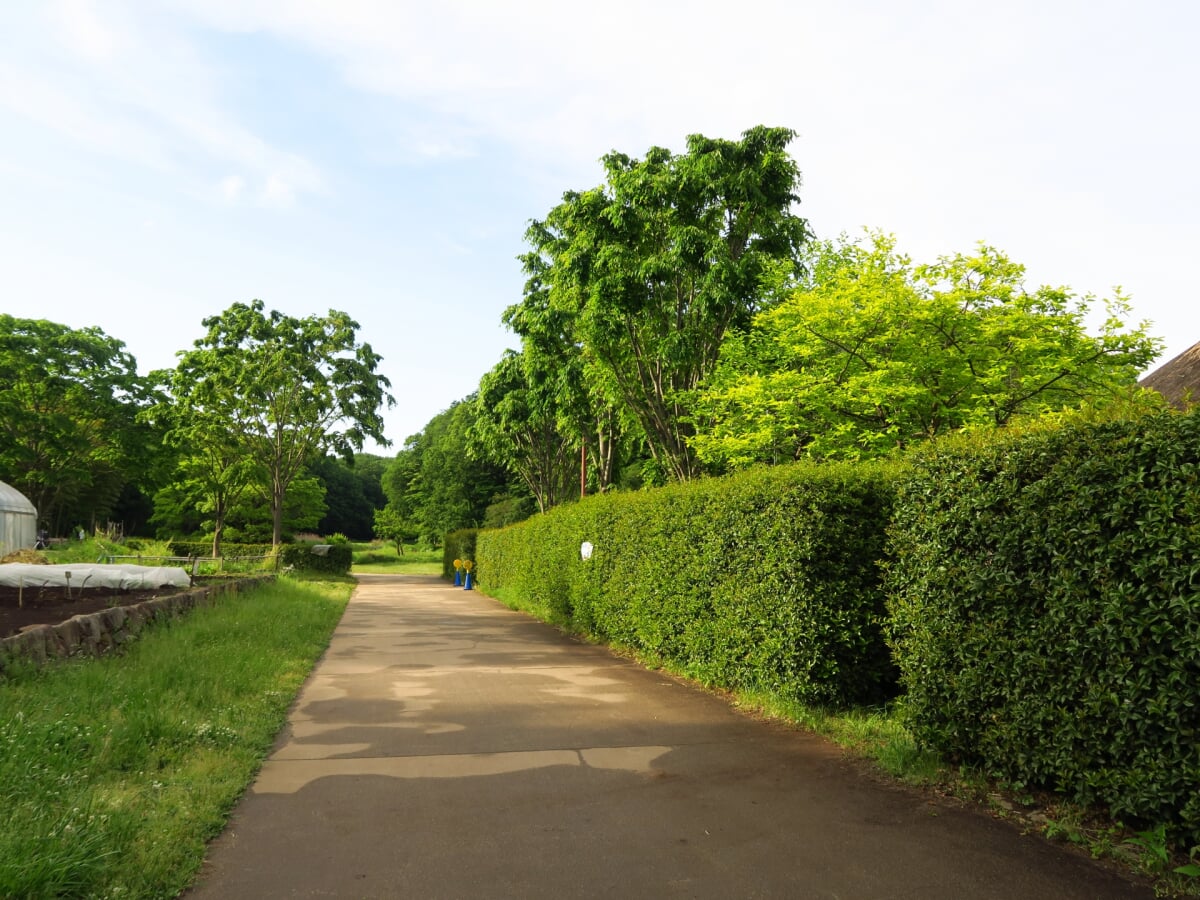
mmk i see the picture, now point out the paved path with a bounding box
[189,574,1150,899]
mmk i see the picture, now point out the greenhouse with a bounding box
[0,481,36,555]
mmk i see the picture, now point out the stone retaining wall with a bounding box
[0,575,275,673]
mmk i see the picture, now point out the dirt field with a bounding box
[0,585,186,638]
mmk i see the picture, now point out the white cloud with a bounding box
[50,0,126,62]
[260,173,296,208]
[2,0,1197,446]
[219,174,245,203]
[1,3,326,206]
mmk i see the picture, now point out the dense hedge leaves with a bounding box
[168,541,276,558]
[886,408,1200,843]
[478,462,899,706]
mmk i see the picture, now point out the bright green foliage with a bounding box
[152,356,263,556]
[171,301,394,546]
[278,540,352,574]
[885,407,1200,844]
[691,232,1162,468]
[470,350,579,512]
[480,492,537,529]
[385,401,513,545]
[524,125,811,481]
[478,461,898,706]
[441,528,478,579]
[372,505,419,554]
[506,250,628,492]
[168,540,275,558]
[0,316,155,533]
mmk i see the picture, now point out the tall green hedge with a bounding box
[478,461,899,706]
[886,408,1200,842]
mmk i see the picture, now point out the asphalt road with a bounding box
[188,574,1151,899]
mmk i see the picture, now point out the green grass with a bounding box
[732,690,945,783]
[351,542,443,575]
[39,536,177,565]
[0,576,350,899]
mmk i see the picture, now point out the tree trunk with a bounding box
[272,480,285,547]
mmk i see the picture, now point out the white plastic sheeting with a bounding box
[0,564,190,591]
[0,481,36,553]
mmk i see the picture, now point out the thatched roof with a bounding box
[1140,340,1200,409]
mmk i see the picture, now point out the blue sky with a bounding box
[2,1,1197,453]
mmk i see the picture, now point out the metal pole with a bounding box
[581,441,587,499]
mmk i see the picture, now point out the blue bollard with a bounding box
[454,569,462,586]
[464,571,473,590]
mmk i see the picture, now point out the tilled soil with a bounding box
[0,586,186,638]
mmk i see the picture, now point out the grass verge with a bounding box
[0,576,350,899]
[351,543,443,575]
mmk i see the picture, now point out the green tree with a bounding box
[470,350,579,513]
[504,263,625,492]
[351,453,389,510]
[0,316,153,533]
[524,125,811,480]
[372,504,419,554]
[151,361,263,556]
[175,301,394,545]
[223,472,326,543]
[389,400,512,545]
[381,446,420,522]
[148,479,207,539]
[690,232,1163,468]
[311,455,376,540]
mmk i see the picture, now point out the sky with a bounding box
[2,1,1197,455]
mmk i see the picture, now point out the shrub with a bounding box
[478,461,899,706]
[167,541,276,559]
[481,493,536,530]
[442,529,478,579]
[885,407,1200,843]
[278,541,352,575]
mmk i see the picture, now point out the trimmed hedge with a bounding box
[478,461,899,706]
[442,529,478,579]
[278,542,352,575]
[885,408,1200,843]
[167,541,276,559]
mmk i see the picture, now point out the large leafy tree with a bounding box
[153,360,262,556]
[502,273,626,493]
[471,350,579,513]
[524,125,811,480]
[311,454,377,540]
[690,232,1163,468]
[384,401,512,545]
[0,316,154,533]
[174,301,394,545]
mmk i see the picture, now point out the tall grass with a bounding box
[0,577,350,899]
